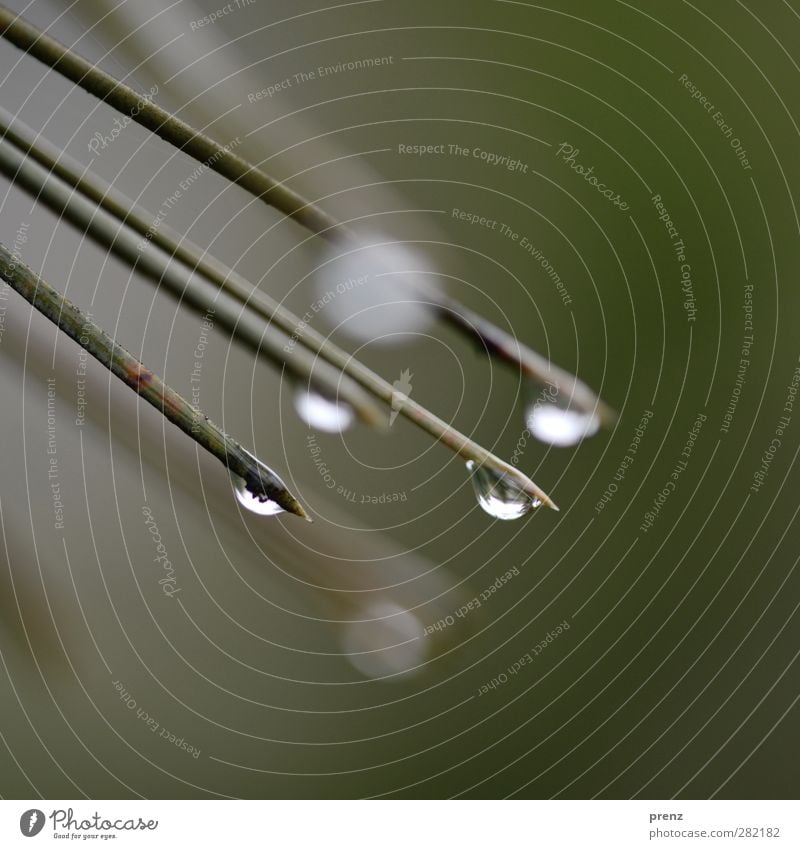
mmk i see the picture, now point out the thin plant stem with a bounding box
[0,242,310,520]
[0,14,576,509]
[0,9,611,424]
[0,6,345,240]
[0,121,385,428]
[0,110,559,509]
[430,292,616,425]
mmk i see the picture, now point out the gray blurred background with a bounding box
[0,0,798,799]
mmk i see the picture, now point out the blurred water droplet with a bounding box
[342,602,427,679]
[466,460,540,520]
[230,450,287,516]
[315,241,439,344]
[526,399,600,447]
[294,389,355,433]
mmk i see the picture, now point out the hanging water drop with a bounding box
[230,449,287,516]
[526,397,600,447]
[294,389,355,433]
[466,460,540,520]
[232,476,285,515]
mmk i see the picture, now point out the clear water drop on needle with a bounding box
[526,392,600,447]
[466,460,541,520]
[294,389,355,433]
[230,449,287,516]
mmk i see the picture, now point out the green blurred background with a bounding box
[0,0,798,799]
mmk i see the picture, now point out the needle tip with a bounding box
[289,501,312,521]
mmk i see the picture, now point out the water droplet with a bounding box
[294,389,355,433]
[341,602,427,679]
[526,399,600,447]
[466,460,540,520]
[315,241,439,344]
[230,450,287,516]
